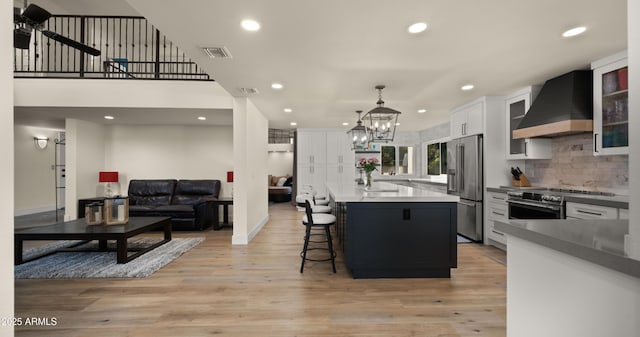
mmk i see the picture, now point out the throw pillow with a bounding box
[276,177,287,187]
[284,176,293,186]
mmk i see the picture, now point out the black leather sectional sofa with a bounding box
[128,179,221,230]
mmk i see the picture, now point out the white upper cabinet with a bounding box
[325,131,353,166]
[297,130,326,165]
[505,87,551,160]
[592,51,628,156]
[450,101,484,138]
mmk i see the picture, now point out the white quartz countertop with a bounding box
[326,181,459,203]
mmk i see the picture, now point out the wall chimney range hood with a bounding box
[513,70,593,139]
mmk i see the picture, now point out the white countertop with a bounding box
[326,181,459,203]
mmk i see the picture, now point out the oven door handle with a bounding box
[507,199,561,211]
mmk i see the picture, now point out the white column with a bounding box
[628,0,640,259]
[232,98,249,244]
[1,0,15,335]
[232,97,269,245]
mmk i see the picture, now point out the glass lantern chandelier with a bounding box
[363,85,401,143]
[347,110,369,150]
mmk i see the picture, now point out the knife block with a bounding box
[512,174,531,187]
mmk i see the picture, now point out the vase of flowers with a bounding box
[358,157,379,188]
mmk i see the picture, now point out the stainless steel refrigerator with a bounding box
[446,134,483,241]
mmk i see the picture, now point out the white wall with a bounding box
[65,119,106,220]
[628,0,640,259]
[105,125,234,197]
[1,0,14,333]
[233,98,269,245]
[267,152,294,176]
[14,125,63,215]
[14,78,233,109]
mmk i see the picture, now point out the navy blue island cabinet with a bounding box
[341,202,457,278]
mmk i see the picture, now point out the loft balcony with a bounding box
[14,14,211,81]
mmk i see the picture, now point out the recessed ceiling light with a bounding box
[197,116,207,121]
[283,108,293,113]
[417,109,427,114]
[342,122,349,126]
[241,19,261,31]
[271,83,283,90]
[104,115,114,120]
[408,22,428,34]
[562,26,587,38]
[461,84,474,91]
[290,122,297,126]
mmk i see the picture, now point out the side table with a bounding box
[213,198,233,230]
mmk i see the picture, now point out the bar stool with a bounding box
[300,200,337,273]
[301,186,327,201]
[296,193,329,208]
[296,194,332,213]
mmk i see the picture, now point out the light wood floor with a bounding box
[15,202,507,337]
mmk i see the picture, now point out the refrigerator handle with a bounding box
[458,144,464,192]
[447,169,456,191]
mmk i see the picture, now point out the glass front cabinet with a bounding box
[505,87,551,160]
[592,51,628,156]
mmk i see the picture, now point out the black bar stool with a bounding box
[300,200,336,273]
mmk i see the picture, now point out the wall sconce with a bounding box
[34,137,49,150]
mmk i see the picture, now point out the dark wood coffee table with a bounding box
[15,216,172,265]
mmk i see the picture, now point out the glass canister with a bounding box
[104,196,129,225]
[85,202,104,225]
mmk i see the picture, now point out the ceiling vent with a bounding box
[201,46,232,59]
[239,87,259,95]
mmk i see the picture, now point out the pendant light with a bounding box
[363,85,401,143]
[347,110,369,150]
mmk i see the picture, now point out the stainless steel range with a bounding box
[507,190,565,219]
[507,188,617,220]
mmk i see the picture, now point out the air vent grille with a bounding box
[201,46,232,59]
[239,87,259,95]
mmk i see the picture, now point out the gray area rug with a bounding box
[457,235,472,243]
[15,237,204,279]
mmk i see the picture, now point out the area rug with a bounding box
[15,237,204,279]
[457,235,472,243]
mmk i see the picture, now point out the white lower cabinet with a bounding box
[565,202,619,220]
[486,191,508,246]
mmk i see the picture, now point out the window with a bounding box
[380,145,414,175]
[381,146,396,175]
[426,141,447,176]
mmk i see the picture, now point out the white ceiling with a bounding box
[19,0,627,132]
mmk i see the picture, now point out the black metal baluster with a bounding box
[155,29,160,79]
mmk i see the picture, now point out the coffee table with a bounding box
[15,216,172,265]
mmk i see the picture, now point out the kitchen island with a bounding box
[327,181,459,278]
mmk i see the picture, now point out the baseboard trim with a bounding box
[231,215,269,245]
[248,215,269,243]
[14,205,60,217]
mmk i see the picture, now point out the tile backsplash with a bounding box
[525,133,629,195]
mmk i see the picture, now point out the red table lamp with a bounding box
[227,171,233,197]
[99,171,119,197]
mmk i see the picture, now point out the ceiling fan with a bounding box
[14,2,101,56]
